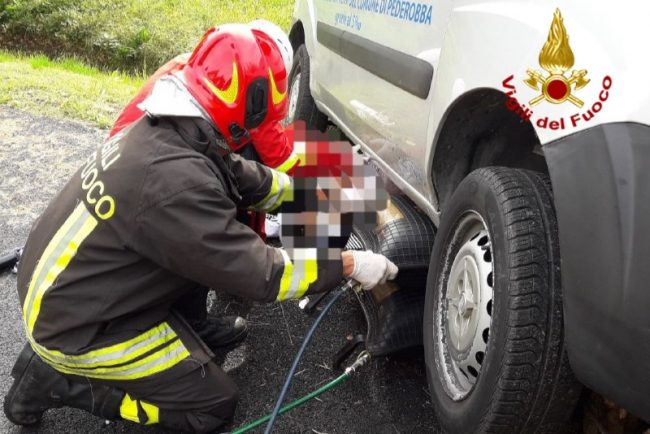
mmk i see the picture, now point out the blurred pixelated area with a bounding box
[279,125,388,260]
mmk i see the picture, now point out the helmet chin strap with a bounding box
[198,118,233,154]
[229,123,250,147]
[213,129,232,154]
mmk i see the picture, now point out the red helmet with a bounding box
[182,23,290,150]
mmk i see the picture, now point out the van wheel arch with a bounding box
[289,20,305,51]
[431,88,546,208]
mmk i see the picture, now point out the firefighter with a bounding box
[106,20,295,358]
[3,24,397,434]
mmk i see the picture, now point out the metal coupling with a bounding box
[344,351,371,376]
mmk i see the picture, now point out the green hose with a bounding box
[231,352,370,434]
[232,373,347,434]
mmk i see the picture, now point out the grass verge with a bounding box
[0,0,294,75]
[0,1,295,126]
[0,51,143,128]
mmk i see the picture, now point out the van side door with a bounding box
[313,0,452,199]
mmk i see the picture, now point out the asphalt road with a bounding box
[0,106,439,434]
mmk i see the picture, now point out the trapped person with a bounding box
[3,24,397,434]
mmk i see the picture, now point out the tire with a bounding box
[285,44,328,131]
[423,167,581,434]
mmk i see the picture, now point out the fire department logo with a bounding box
[524,9,590,108]
[499,8,612,131]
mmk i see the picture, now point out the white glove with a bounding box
[265,213,281,238]
[349,250,399,290]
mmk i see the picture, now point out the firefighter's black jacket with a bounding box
[16,116,342,382]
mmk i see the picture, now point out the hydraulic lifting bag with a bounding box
[346,194,436,356]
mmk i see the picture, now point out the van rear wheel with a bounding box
[285,44,328,131]
[424,167,581,433]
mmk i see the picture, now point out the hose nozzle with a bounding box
[344,351,371,376]
[341,279,362,294]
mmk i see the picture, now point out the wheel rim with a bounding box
[286,72,301,123]
[435,212,494,400]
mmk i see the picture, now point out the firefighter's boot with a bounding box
[3,344,124,426]
[191,315,249,352]
[174,287,248,352]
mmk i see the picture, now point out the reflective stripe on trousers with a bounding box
[120,394,159,425]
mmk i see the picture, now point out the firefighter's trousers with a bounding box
[88,287,238,433]
[99,358,239,433]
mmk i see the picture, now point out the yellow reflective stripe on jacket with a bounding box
[273,175,294,212]
[22,203,88,326]
[277,249,294,301]
[265,170,291,212]
[23,203,98,333]
[251,170,292,212]
[29,322,178,369]
[276,248,319,301]
[275,151,299,173]
[21,202,189,381]
[120,394,160,425]
[251,170,278,210]
[22,204,85,322]
[34,338,190,381]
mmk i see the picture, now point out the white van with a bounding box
[287,1,650,432]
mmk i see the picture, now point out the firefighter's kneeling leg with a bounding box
[116,360,238,434]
